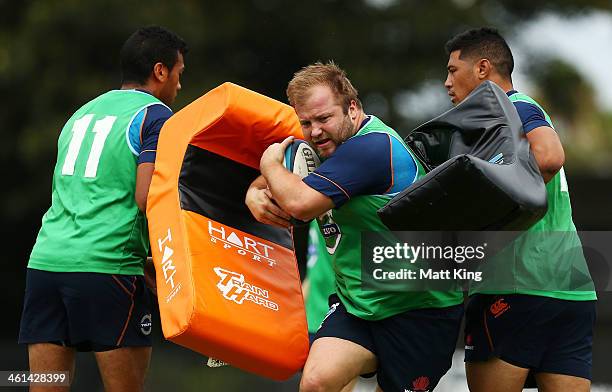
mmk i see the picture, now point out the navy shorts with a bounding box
[19,268,153,352]
[314,294,464,392]
[464,294,596,382]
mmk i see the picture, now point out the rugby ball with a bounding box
[283,140,321,226]
[283,139,320,179]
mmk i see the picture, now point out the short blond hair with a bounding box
[286,61,361,113]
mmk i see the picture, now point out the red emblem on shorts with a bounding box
[412,376,430,391]
[490,298,510,318]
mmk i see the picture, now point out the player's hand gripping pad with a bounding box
[378,81,547,231]
[146,83,308,380]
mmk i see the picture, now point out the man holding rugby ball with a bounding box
[246,62,463,392]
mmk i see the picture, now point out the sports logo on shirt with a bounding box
[318,211,341,255]
[214,267,279,311]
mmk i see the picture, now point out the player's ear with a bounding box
[152,62,167,83]
[348,100,358,120]
[476,58,492,80]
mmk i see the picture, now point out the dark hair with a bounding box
[286,61,361,113]
[445,27,514,79]
[120,26,188,84]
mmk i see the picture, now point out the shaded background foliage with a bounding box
[1,0,611,390]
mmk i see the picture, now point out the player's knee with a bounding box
[299,372,335,392]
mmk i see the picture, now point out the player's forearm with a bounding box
[261,161,306,217]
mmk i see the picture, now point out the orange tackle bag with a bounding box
[146,82,308,380]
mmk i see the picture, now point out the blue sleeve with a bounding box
[303,133,416,208]
[512,101,552,133]
[127,104,173,164]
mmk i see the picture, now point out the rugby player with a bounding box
[247,62,464,392]
[444,27,597,392]
[18,26,187,391]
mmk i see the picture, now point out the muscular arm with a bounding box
[262,162,334,221]
[135,162,155,212]
[245,175,292,228]
[526,126,565,183]
[260,137,334,222]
